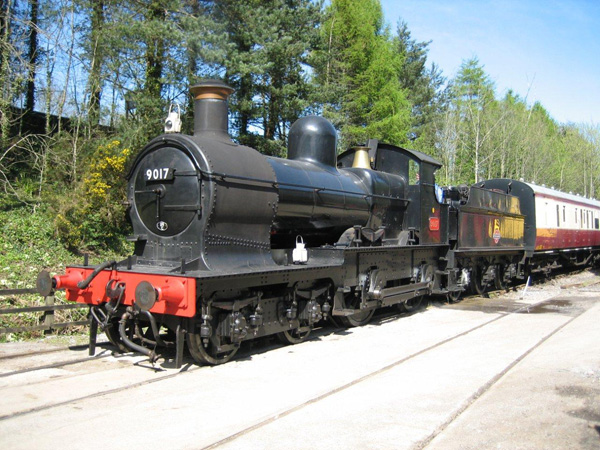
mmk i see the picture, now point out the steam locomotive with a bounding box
[36,80,600,367]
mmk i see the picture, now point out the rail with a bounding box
[0,288,89,334]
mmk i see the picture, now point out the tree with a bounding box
[313,0,411,149]
[256,0,321,148]
[208,0,321,155]
[25,0,39,113]
[90,0,190,142]
[182,0,225,122]
[579,124,600,197]
[144,1,166,104]
[0,0,13,148]
[84,0,106,125]
[449,57,497,183]
[395,20,445,141]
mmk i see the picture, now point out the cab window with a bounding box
[409,160,420,185]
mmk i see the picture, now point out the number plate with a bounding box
[145,167,174,182]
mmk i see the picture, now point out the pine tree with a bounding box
[209,0,321,155]
[395,20,445,141]
[0,0,13,148]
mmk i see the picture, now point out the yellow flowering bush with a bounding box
[84,140,131,206]
[54,140,133,251]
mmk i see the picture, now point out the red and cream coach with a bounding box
[478,178,600,269]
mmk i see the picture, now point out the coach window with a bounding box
[563,206,566,222]
[556,205,560,227]
[586,211,588,228]
[575,208,578,224]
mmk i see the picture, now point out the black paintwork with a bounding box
[475,179,536,254]
[288,116,337,167]
[101,80,570,365]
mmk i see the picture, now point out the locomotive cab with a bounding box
[338,142,449,245]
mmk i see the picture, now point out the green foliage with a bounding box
[0,207,73,288]
[0,207,115,342]
[451,57,495,105]
[348,40,411,144]
[0,207,89,342]
[421,58,600,194]
[53,139,133,252]
[395,21,445,140]
[313,0,412,149]
[210,0,321,151]
[436,58,497,184]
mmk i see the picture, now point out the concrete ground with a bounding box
[0,271,599,449]
[427,297,600,450]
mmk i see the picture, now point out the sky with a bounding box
[379,0,600,125]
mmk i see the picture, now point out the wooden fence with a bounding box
[0,288,89,334]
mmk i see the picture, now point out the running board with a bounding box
[370,281,430,300]
[370,281,430,307]
[332,281,430,316]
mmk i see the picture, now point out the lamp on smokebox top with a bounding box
[164,103,182,133]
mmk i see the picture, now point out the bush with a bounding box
[0,208,73,288]
[54,140,133,252]
[0,206,128,342]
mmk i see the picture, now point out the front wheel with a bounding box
[187,331,238,365]
[338,308,375,327]
[447,289,462,303]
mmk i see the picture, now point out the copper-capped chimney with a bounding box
[189,79,234,141]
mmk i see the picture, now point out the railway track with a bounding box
[0,343,110,378]
[203,295,587,449]
[0,285,530,385]
[0,263,581,374]
[0,345,88,362]
[0,269,598,449]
